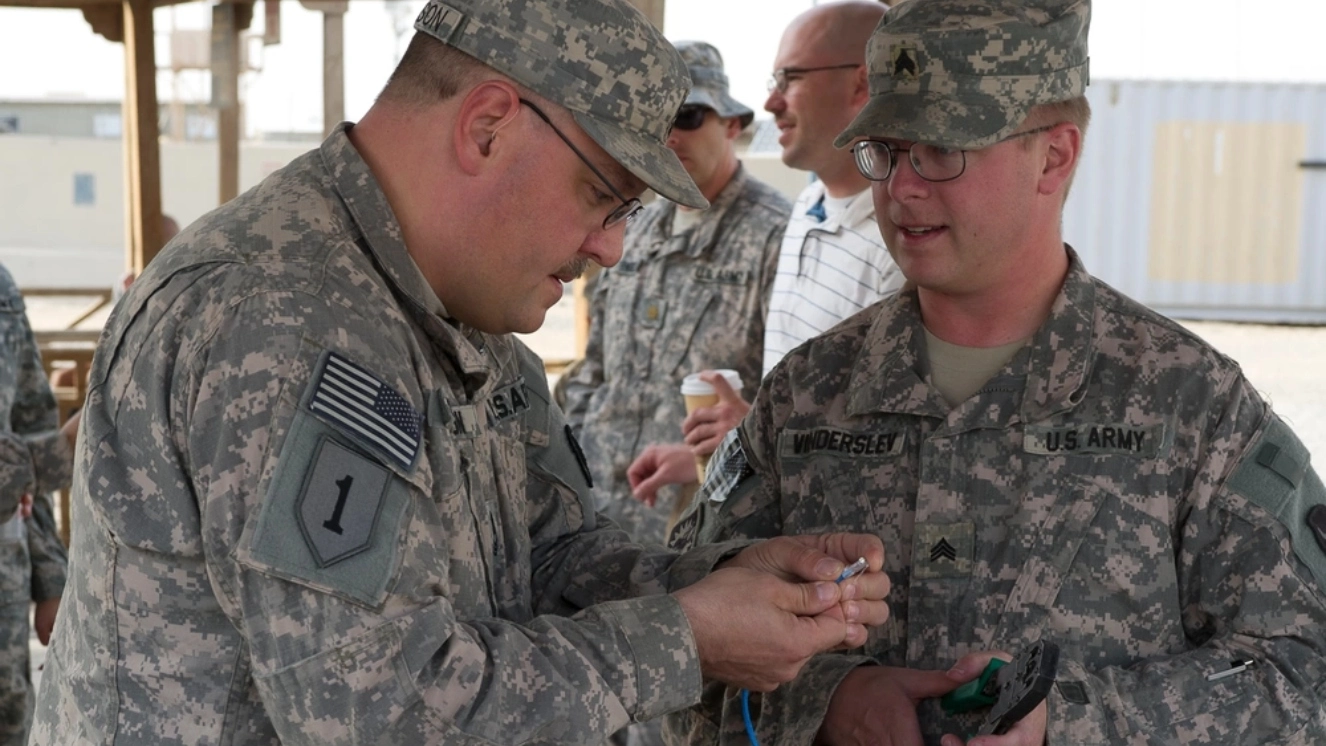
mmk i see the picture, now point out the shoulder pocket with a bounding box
[239,407,417,609]
[1227,415,1326,591]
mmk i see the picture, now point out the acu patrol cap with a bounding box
[675,41,755,129]
[414,0,709,209]
[834,0,1091,150]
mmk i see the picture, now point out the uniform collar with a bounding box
[844,245,1095,422]
[643,162,752,259]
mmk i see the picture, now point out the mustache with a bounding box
[554,256,591,282]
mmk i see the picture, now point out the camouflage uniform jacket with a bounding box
[670,250,1326,745]
[0,264,74,526]
[32,125,728,746]
[561,165,788,539]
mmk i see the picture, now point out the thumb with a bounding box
[700,370,743,405]
[775,577,841,617]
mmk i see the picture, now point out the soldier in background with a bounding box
[671,0,1326,743]
[31,1,892,744]
[562,41,790,546]
[0,263,74,745]
[631,1,905,504]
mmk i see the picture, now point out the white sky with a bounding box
[2,0,1326,136]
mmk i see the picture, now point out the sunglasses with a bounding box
[672,105,711,132]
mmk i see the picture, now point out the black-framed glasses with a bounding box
[672,105,711,132]
[767,63,861,94]
[519,99,642,229]
[850,124,1059,183]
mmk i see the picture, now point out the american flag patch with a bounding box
[309,352,422,469]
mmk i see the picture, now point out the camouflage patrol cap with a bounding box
[675,41,755,129]
[414,0,708,208]
[834,0,1090,150]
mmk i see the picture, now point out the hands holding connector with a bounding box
[674,533,890,692]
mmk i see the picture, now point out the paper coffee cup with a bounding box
[680,369,743,480]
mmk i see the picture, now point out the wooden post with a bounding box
[212,3,241,204]
[122,0,163,274]
[323,8,345,136]
[626,0,665,29]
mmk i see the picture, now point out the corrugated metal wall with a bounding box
[1065,80,1326,323]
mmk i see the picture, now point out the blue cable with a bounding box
[740,558,868,746]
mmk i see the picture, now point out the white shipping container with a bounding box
[1065,79,1326,323]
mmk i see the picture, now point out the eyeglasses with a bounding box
[519,99,643,229]
[672,105,711,132]
[767,63,861,94]
[850,125,1059,183]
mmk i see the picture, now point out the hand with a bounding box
[627,443,698,507]
[682,371,750,457]
[33,597,60,646]
[18,494,32,520]
[939,651,1048,746]
[818,665,962,746]
[61,409,81,450]
[675,566,851,691]
[725,534,891,646]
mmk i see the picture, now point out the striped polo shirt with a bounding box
[762,179,904,377]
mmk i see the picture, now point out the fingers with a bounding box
[813,532,886,575]
[946,650,1013,684]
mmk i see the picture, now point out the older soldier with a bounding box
[561,41,790,544]
[31,1,892,745]
[0,264,73,746]
[671,1,1326,745]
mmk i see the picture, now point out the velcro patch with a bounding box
[486,378,530,425]
[913,522,974,580]
[693,267,751,286]
[702,430,753,505]
[308,351,422,470]
[779,428,905,460]
[296,438,390,567]
[1228,415,1326,591]
[1024,423,1166,457]
[414,1,465,42]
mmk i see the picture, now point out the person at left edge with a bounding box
[30,1,891,745]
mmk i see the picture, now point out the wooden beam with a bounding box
[301,1,348,137]
[122,0,162,274]
[626,0,665,30]
[212,2,241,203]
[322,7,345,136]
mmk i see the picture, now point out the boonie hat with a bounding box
[414,0,708,208]
[674,41,754,129]
[834,0,1090,150]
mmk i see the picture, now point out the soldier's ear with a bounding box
[1037,122,1081,197]
[454,81,521,175]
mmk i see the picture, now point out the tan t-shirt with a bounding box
[924,328,1029,407]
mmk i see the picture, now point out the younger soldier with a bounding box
[672,1,1326,744]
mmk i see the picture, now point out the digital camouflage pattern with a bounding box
[562,166,788,543]
[674,41,754,127]
[834,0,1091,149]
[414,0,707,208]
[0,266,73,518]
[30,125,739,746]
[668,250,1326,745]
[0,264,70,746]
